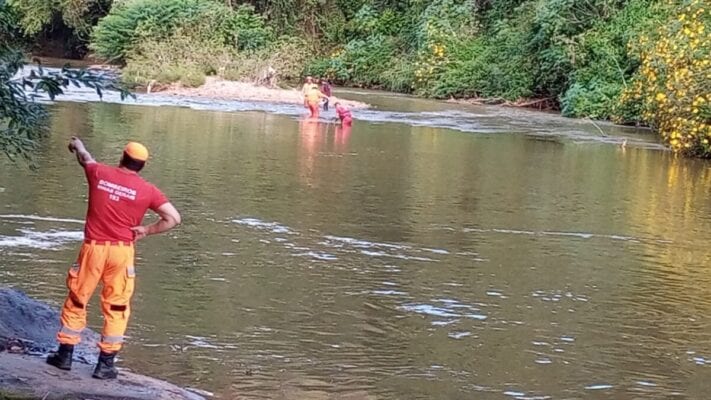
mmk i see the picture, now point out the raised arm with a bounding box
[131,202,181,241]
[68,136,95,167]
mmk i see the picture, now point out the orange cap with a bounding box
[124,142,149,161]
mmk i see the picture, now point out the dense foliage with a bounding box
[3,0,710,156]
[1,0,127,163]
[6,0,111,36]
[91,0,272,62]
[618,0,711,157]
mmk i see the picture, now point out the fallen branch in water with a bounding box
[586,117,608,137]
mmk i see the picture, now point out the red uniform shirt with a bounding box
[83,162,168,242]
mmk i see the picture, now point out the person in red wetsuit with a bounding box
[46,137,181,380]
[334,102,353,126]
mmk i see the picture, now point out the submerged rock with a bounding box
[0,287,205,400]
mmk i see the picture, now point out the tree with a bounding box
[1,46,130,163]
[7,0,112,36]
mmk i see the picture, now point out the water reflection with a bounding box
[2,100,711,399]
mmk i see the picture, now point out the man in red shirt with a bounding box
[46,137,181,380]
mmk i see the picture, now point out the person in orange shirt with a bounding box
[305,86,327,119]
[301,76,318,107]
[46,137,181,380]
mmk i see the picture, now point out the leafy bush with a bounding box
[340,35,396,86]
[306,34,397,87]
[223,36,313,83]
[0,0,21,39]
[618,0,711,156]
[7,0,110,36]
[0,46,128,162]
[560,0,670,118]
[430,40,535,99]
[121,25,231,87]
[346,5,406,39]
[380,54,417,93]
[91,0,272,62]
[424,6,535,100]
[561,81,622,119]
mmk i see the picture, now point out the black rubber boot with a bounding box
[46,344,74,371]
[92,351,119,380]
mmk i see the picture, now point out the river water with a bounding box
[2,89,711,399]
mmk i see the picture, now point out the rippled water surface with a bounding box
[2,92,711,399]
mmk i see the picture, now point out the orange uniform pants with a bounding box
[57,241,136,353]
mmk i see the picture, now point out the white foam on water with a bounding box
[371,290,408,296]
[324,235,409,250]
[0,229,83,250]
[585,384,613,390]
[185,335,220,349]
[465,226,670,245]
[0,214,84,224]
[232,218,295,235]
[636,381,657,387]
[448,331,471,339]
[400,304,461,318]
[360,250,435,262]
[422,248,450,254]
[431,320,459,326]
[400,303,488,321]
[292,251,338,261]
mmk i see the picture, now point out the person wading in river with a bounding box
[320,79,332,111]
[46,137,181,380]
[306,85,328,119]
[334,102,353,126]
[302,76,318,108]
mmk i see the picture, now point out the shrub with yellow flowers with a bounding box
[619,0,711,156]
[413,23,452,93]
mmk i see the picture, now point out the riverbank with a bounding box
[0,288,206,400]
[147,77,370,109]
[22,56,593,114]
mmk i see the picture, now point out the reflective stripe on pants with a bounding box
[101,335,125,345]
[58,242,136,352]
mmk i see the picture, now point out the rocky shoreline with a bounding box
[0,288,206,400]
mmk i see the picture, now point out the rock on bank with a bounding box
[0,288,205,400]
